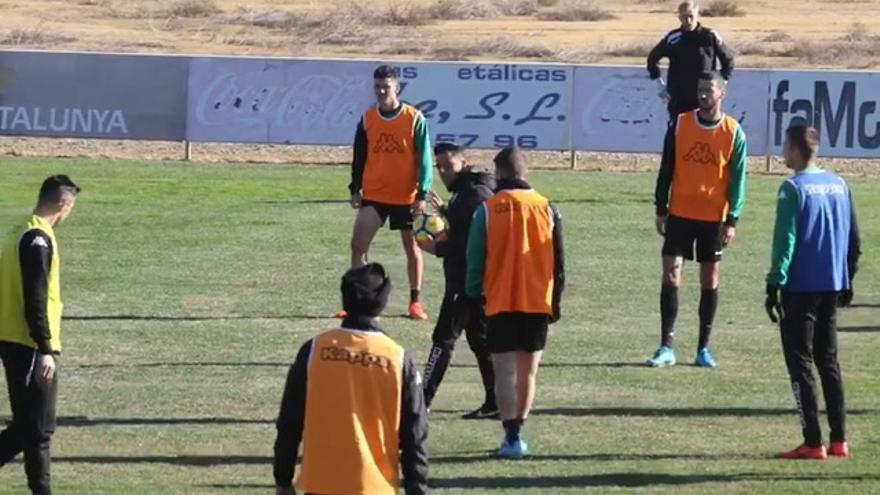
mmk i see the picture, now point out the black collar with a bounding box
[341,315,384,333]
[496,178,531,192]
[448,170,470,192]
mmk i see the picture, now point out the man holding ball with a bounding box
[417,143,498,419]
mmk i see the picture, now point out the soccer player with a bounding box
[0,175,80,495]
[649,71,747,368]
[345,64,433,320]
[647,1,735,119]
[466,147,565,458]
[273,263,429,495]
[766,125,861,460]
[416,143,497,419]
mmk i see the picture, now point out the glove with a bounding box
[837,288,854,308]
[550,302,561,324]
[467,294,486,313]
[765,283,782,323]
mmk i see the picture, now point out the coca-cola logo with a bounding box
[580,76,665,133]
[193,71,372,132]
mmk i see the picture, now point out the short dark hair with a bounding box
[493,147,527,178]
[38,175,80,204]
[433,142,464,156]
[341,263,391,317]
[786,124,820,161]
[698,71,726,86]
[373,65,399,80]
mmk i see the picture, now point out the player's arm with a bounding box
[725,125,748,226]
[550,203,565,323]
[465,204,488,298]
[273,340,312,490]
[435,185,491,259]
[349,119,367,198]
[714,31,735,80]
[646,36,668,80]
[413,114,433,201]
[847,191,861,280]
[19,229,54,354]
[766,181,799,287]
[398,352,429,495]
[654,122,676,217]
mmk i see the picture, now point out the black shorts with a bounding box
[487,312,549,353]
[361,200,413,231]
[662,215,723,263]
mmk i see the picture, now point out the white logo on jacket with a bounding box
[667,32,683,45]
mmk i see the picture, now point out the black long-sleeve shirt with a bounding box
[647,24,735,115]
[19,229,55,354]
[273,318,429,494]
[434,168,495,293]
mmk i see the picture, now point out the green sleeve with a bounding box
[465,205,488,298]
[414,114,433,200]
[767,181,799,287]
[726,126,748,222]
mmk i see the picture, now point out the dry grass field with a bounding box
[0,0,877,165]
[0,0,877,68]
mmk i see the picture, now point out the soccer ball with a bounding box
[413,213,447,243]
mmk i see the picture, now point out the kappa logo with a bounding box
[683,142,718,166]
[373,133,405,153]
[321,346,391,369]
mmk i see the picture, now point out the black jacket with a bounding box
[647,24,735,115]
[435,168,495,293]
[272,316,429,495]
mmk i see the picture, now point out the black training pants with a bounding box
[423,290,494,408]
[780,292,846,447]
[0,342,57,495]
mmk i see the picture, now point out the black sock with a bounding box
[660,285,678,348]
[502,418,524,443]
[410,289,420,304]
[698,288,718,349]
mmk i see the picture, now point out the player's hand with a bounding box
[765,284,782,324]
[837,288,854,308]
[659,89,671,104]
[655,79,670,104]
[467,295,486,315]
[721,225,736,247]
[550,303,562,324]
[416,231,447,254]
[655,215,667,236]
[429,191,445,211]
[416,236,436,254]
[411,200,427,216]
[275,486,295,495]
[38,354,56,384]
[350,193,361,209]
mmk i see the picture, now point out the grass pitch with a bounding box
[0,157,878,494]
